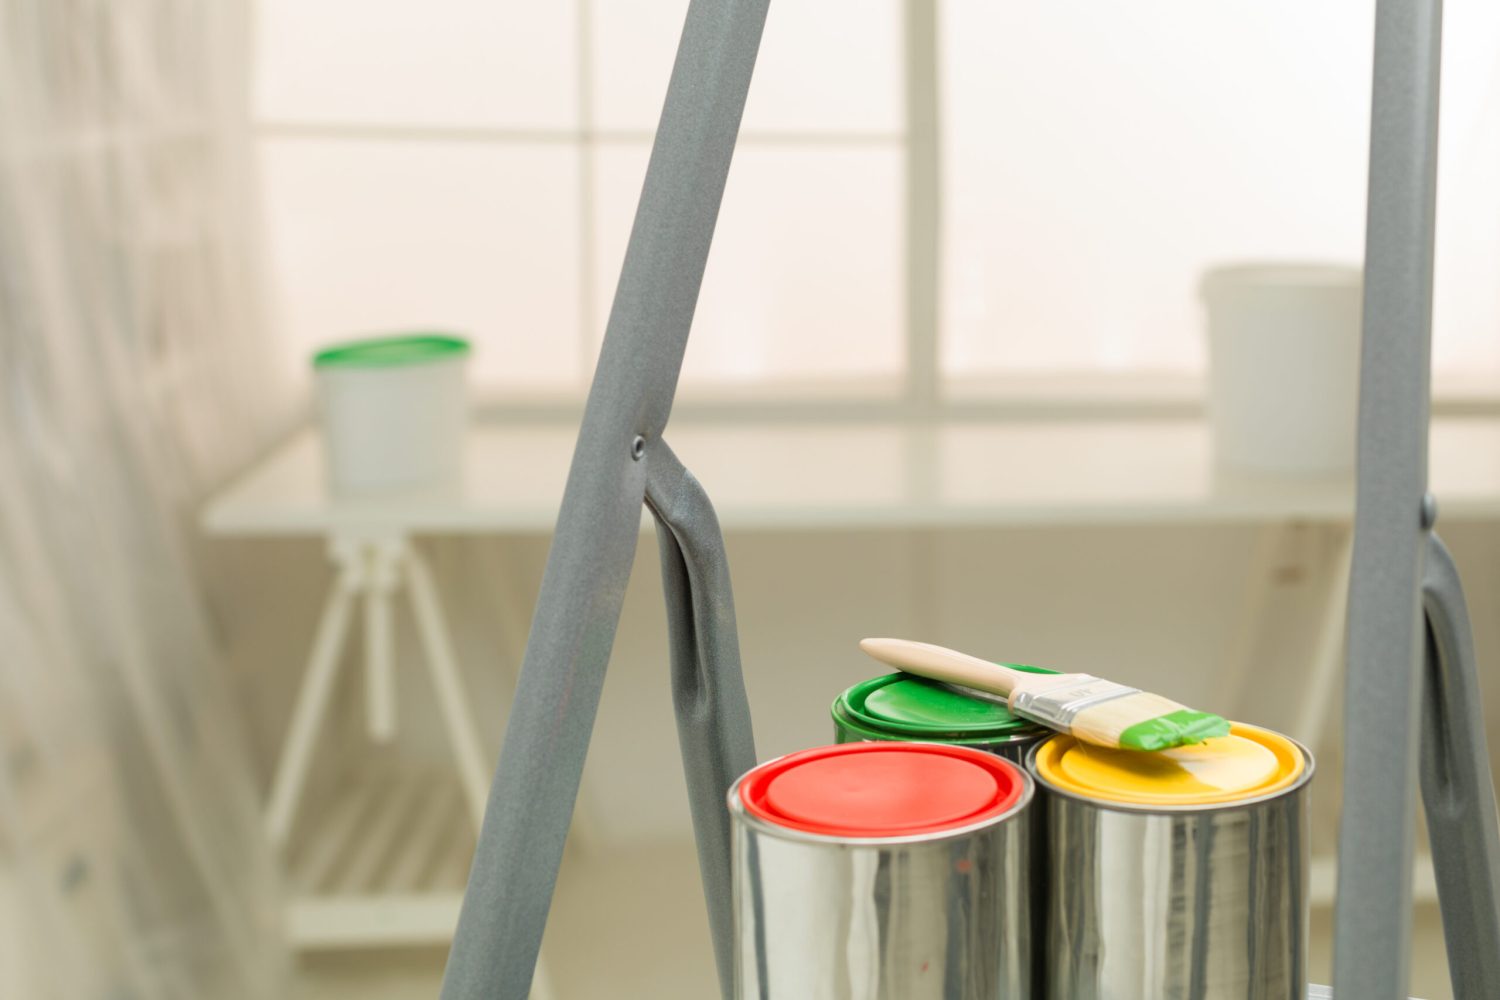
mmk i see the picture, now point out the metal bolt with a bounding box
[1421,492,1438,531]
[631,435,646,461]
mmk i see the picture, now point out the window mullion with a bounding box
[904,0,942,415]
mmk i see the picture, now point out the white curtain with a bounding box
[0,1,291,997]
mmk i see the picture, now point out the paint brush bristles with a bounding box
[858,637,1230,752]
[1010,681,1231,751]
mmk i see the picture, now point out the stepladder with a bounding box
[436,0,1500,997]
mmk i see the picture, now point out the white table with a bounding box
[205,416,1500,536]
[203,415,1500,950]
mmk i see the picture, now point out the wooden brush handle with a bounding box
[858,638,1035,699]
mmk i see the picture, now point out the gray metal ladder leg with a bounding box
[1333,0,1500,996]
[1333,0,1442,993]
[1419,532,1500,999]
[439,2,770,997]
[647,441,758,998]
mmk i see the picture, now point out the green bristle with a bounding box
[1118,709,1232,751]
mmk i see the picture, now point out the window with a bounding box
[255,1,1500,407]
[942,0,1500,391]
[255,0,904,399]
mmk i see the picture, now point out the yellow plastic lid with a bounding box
[1032,722,1306,807]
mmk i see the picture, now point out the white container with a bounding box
[313,333,470,495]
[1200,264,1362,475]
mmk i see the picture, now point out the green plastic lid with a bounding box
[836,669,1056,740]
[313,333,470,369]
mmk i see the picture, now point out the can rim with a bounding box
[313,332,471,369]
[1025,731,1315,814]
[830,699,1047,748]
[1199,261,1361,297]
[728,742,1035,846]
[834,672,1051,740]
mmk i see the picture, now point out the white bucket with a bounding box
[313,333,470,495]
[1201,263,1362,475]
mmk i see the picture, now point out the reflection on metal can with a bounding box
[730,742,1034,999]
[1030,724,1314,999]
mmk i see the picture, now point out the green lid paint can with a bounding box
[833,665,1060,995]
[312,332,471,495]
[832,669,1055,764]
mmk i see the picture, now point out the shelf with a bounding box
[202,416,1500,537]
[282,767,473,950]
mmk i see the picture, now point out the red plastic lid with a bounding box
[738,742,1025,838]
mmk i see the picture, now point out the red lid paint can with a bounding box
[728,742,1035,999]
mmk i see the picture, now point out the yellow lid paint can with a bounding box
[1028,723,1314,997]
[1033,722,1306,808]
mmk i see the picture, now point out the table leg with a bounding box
[363,540,401,744]
[403,543,490,829]
[1295,524,1355,750]
[266,561,361,849]
[402,543,557,1000]
[1222,523,1287,716]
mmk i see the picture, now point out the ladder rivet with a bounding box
[1421,493,1438,530]
[631,435,646,461]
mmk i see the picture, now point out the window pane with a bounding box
[260,139,582,388]
[1432,0,1500,376]
[941,1,1374,377]
[590,0,903,133]
[255,0,578,128]
[591,144,904,386]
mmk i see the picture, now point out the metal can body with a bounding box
[729,743,1035,1000]
[1030,728,1314,1000]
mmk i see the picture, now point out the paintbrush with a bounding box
[858,637,1230,752]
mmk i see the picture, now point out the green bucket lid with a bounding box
[313,332,470,369]
[835,667,1057,740]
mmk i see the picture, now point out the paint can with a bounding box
[1028,723,1314,999]
[313,332,470,495]
[832,672,1053,764]
[832,670,1060,994]
[729,742,1035,999]
[1200,262,1361,475]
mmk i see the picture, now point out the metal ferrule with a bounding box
[1009,677,1138,731]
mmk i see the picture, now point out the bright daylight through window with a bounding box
[256,0,1500,405]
